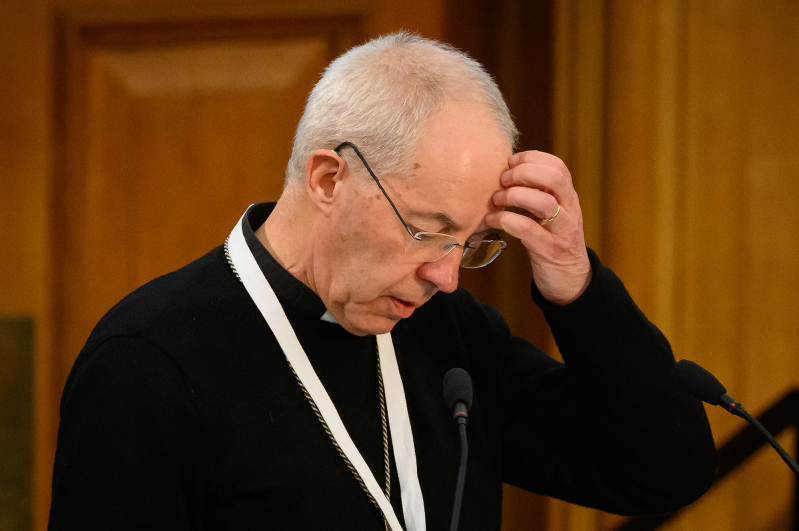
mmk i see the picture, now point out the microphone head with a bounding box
[671,359,727,406]
[443,368,473,412]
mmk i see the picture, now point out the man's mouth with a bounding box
[389,296,418,318]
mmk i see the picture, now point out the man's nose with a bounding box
[416,250,461,293]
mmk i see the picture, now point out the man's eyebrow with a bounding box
[433,212,463,232]
[406,209,464,232]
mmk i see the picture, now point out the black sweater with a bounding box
[49,204,717,530]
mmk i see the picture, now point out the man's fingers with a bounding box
[493,187,560,221]
[500,163,563,190]
[495,150,591,305]
[508,150,569,174]
[486,209,550,245]
[500,161,576,208]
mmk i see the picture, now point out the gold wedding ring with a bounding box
[541,204,561,223]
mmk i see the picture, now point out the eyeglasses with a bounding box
[333,142,506,268]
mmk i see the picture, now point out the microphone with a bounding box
[444,368,473,425]
[443,368,472,531]
[671,359,799,475]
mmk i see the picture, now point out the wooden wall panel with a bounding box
[0,0,57,528]
[678,2,799,530]
[0,0,50,318]
[555,1,799,530]
[553,0,605,254]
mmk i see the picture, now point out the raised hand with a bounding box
[486,151,592,305]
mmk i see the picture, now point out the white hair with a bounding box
[286,31,518,184]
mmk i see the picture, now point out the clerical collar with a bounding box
[241,202,329,321]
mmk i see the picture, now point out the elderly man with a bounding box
[50,33,716,530]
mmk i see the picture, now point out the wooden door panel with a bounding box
[90,38,329,280]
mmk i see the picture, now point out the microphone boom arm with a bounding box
[722,394,799,475]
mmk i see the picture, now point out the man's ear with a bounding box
[304,149,346,215]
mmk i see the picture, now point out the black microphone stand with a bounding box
[721,393,799,475]
[450,412,469,531]
[443,368,473,531]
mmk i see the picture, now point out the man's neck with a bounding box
[257,192,316,293]
[254,221,281,265]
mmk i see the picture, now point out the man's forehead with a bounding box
[380,101,511,231]
[399,177,504,233]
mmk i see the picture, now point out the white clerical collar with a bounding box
[320,310,339,324]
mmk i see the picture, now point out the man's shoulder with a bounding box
[61,244,279,420]
[82,245,250,356]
